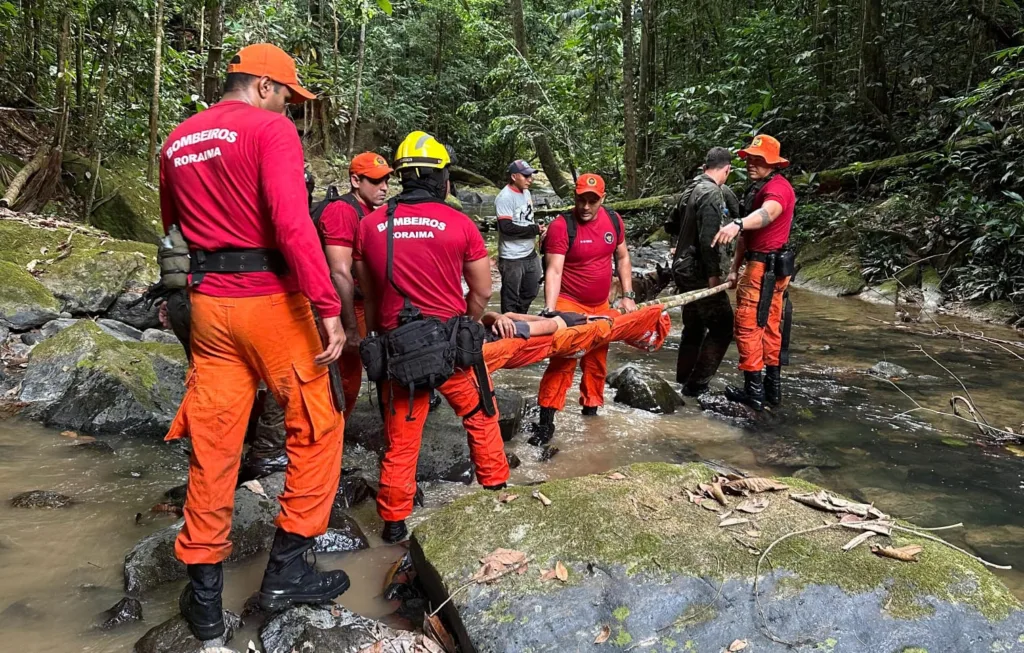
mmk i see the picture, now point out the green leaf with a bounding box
[375,0,392,15]
[0,1,18,16]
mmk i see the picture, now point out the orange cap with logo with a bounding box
[350,152,394,179]
[575,173,606,198]
[227,43,315,104]
[738,134,789,168]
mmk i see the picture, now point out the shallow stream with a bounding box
[2,288,1024,651]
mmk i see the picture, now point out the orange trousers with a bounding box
[341,300,367,420]
[537,297,619,410]
[377,369,509,522]
[166,292,344,564]
[735,261,791,372]
[483,319,613,371]
[609,305,673,352]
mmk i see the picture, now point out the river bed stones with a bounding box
[98,596,143,630]
[412,462,1024,653]
[259,605,398,653]
[10,489,73,508]
[607,365,682,414]
[0,260,61,330]
[134,610,242,653]
[19,320,186,437]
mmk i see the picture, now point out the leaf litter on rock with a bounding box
[555,560,568,582]
[594,625,611,644]
[724,477,789,494]
[532,490,552,507]
[497,491,519,503]
[606,472,627,481]
[424,613,456,653]
[842,531,876,552]
[719,517,750,528]
[240,479,268,498]
[872,544,923,562]
[735,497,770,514]
[472,548,528,583]
[728,640,748,652]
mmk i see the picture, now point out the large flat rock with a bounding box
[412,463,1024,653]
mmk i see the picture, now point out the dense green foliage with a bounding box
[0,0,1022,308]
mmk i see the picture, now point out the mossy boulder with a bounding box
[62,153,162,244]
[18,320,186,437]
[412,463,1024,653]
[607,365,682,414]
[0,260,61,329]
[0,219,158,316]
[794,235,866,297]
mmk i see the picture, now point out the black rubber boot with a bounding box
[258,528,351,612]
[764,366,782,407]
[179,563,224,641]
[581,406,599,416]
[681,382,709,398]
[483,482,507,491]
[528,407,556,446]
[382,520,408,544]
[725,371,765,412]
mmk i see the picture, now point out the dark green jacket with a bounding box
[667,174,734,285]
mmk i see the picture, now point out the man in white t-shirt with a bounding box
[495,159,545,313]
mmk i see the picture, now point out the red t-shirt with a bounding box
[743,174,795,253]
[354,201,488,331]
[319,194,369,299]
[159,101,339,316]
[545,207,625,306]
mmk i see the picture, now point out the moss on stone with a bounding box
[921,266,941,291]
[613,629,633,647]
[796,255,866,296]
[0,260,61,313]
[613,606,630,622]
[62,154,162,244]
[415,463,1021,623]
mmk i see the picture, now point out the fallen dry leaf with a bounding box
[540,568,558,581]
[736,497,770,514]
[728,640,748,652]
[532,490,552,506]
[685,490,703,506]
[841,520,893,536]
[594,625,611,644]
[472,548,529,583]
[840,513,865,524]
[745,529,761,538]
[719,517,750,528]
[606,472,627,481]
[842,531,876,552]
[710,481,729,506]
[383,557,405,592]
[25,259,38,272]
[871,544,923,562]
[555,561,568,582]
[241,479,268,498]
[791,490,887,519]
[724,477,789,494]
[424,613,456,653]
[497,491,519,503]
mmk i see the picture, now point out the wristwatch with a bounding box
[622,291,636,300]
[540,308,556,318]
[732,218,744,232]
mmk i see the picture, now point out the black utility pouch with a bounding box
[776,249,797,278]
[453,317,486,369]
[359,333,387,383]
[671,247,702,288]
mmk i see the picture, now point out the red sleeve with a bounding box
[544,216,569,255]
[465,217,488,262]
[159,152,176,233]
[319,202,358,248]
[353,219,367,261]
[757,178,793,211]
[258,116,340,316]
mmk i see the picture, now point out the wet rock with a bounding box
[105,281,161,330]
[869,361,911,379]
[260,605,397,653]
[792,466,827,485]
[412,462,1024,653]
[0,260,61,330]
[697,393,758,421]
[11,490,73,508]
[19,320,186,437]
[335,475,376,509]
[0,324,9,342]
[41,249,158,315]
[125,474,286,596]
[506,452,521,469]
[20,332,42,346]
[134,610,241,653]
[72,440,116,454]
[792,236,865,297]
[496,387,525,442]
[96,318,144,341]
[142,328,182,345]
[315,512,370,553]
[98,596,143,630]
[164,483,188,508]
[607,365,682,414]
[750,434,841,469]
[7,341,33,359]
[0,599,44,623]
[40,317,79,339]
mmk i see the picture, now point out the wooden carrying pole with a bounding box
[623,283,730,313]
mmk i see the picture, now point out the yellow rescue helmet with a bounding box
[394,131,451,171]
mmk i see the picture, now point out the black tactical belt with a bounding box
[190,248,288,275]
[745,250,780,263]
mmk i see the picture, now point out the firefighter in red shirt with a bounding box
[354,131,509,544]
[159,44,349,641]
[712,135,797,411]
[318,152,393,417]
[531,173,638,445]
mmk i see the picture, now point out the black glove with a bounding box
[540,307,557,318]
[553,311,587,327]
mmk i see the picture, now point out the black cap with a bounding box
[507,159,537,176]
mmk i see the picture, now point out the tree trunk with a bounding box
[509,0,573,199]
[815,0,836,91]
[87,23,116,151]
[203,0,223,105]
[147,0,166,183]
[82,150,102,221]
[0,146,48,208]
[347,0,367,157]
[621,0,639,198]
[859,0,888,116]
[74,20,83,124]
[637,0,654,165]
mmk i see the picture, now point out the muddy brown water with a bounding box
[2,288,1024,651]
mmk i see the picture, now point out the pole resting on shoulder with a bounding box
[624,283,730,313]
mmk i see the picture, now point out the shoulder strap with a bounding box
[338,192,366,219]
[385,199,404,297]
[563,213,577,253]
[310,185,342,225]
[605,208,622,276]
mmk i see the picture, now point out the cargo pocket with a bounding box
[164,367,198,441]
[292,361,342,441]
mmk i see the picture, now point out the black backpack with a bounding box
[310,186,366,228]
[542,207,623,274]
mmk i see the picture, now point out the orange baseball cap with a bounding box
[227,43,315,104]
[350,152,394,179]
[738,134,789,168]
[575,173,606,198]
